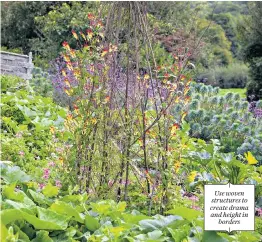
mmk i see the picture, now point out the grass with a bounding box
[219,88,246,99]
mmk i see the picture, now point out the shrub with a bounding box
[196,62,249,88]
[0,74,68,183]
[0,45,23,54]
[245,55,262,100]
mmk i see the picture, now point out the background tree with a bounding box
[239,2,262,100]
[1,2,57,53]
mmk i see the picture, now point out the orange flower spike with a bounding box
[87,29,93,39]
[66,114,73,120]
[71,30,78,40]
[64,79,71,88]
[97,20,103,28]
[180,75,186,81]
[62,70,67,77]
[173,54,179,60]
[101,48,108,57]
[62,41,70,52]
[64,88,72,96]
[184,86,189,95]
[170,123,179,135]
[66,62,73,71]
[69,49,76,58]
[104,96,110,103]
[73,104,79,110]
[164,73,169,78]
[63,55,70,63]
[87,13,94,20]
[80,31,86,40]
[138,138,143,147]
[83,44,89,50]
[173,123,180,129]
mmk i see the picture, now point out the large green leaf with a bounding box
[1,166,31,184]
[17,105,37,117]
[59,194,86,203]
[1,223,8,242]
[2,184,25,202]
[148,230,163,240]
[139,215,183,231]
[50,201,84,223]
[122,213,150,225]
[31,207,68,230]
[202,231,228,242]
[0,207,68,231]
[31,231,53,242]
[28,189,52,206]
[0,209,23,225]
[167,225,191,241]
[13,224,30,242]
[167,207,202,221]
[42,183,59,198]
[84,214,100,232]
[4,199,36,214]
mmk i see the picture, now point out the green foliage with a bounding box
[197,63,249,88]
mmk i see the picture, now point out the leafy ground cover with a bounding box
[1,164,262,242]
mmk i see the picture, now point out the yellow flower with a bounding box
[50,126,55,134]
[64,80,71,88]
[188,171,197,183]
[174,161,181,173]
[144,74,150,80]
[62,70,67,77]
[244,151,258,165]
[59,157,64,165]
[109,227,125,236]
[91,118,97,124]
[27,182,36,188]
